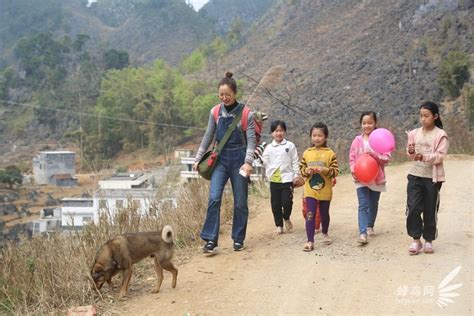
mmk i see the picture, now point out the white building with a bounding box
[32,208,61,235]
[58,173,162,229]
[94,173,157,216]
[60,198,96,228]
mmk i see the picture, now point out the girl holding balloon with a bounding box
[349,111,392,244]
[405,101,448,255]
[300,122,339,251]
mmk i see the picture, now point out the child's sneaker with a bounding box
[275,226,283,234]
[358,234,368,244]
[408,241,423,255]
[367,227,376,236]
[424,242,434,254]
[302,241,314,252]
[233,242,245,251]
[322,234,332,245]
[284,219,293,231]
[203,240,218,254]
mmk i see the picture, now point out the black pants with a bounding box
[406,174,442,241]
[270,182,294,227]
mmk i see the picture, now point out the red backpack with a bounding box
[211,103,265,145]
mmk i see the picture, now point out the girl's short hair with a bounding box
[310,122,329,147]
[420,101,443,129]
[218,71,237,94]
[270,120,287,132]
[359,111,377,124]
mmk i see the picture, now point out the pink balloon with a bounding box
[369,128,395,154]
[354,154,379,184]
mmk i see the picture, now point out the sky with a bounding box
[186,0,209,11]
[88,0,210,11]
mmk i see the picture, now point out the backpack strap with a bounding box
[241,106,251,131]
[212,103,250,131]
[211,103,222,122]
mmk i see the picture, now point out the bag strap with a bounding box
[215,105,244,153]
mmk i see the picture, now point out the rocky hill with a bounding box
[215,0,473,146]
[0,0,273,66]
[199,0,273,34]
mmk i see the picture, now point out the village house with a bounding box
[32,151,77,186]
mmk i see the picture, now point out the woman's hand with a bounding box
[240,163,253,177]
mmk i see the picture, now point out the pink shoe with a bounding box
[424,242,434,254]
[408,241,423,255]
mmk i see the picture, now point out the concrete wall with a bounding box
[33,151,75,185]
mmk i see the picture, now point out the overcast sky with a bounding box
[88,0,210,11]
[186,0,209,11]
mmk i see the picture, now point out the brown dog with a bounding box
[90,225,178,298]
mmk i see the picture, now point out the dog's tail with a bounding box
[162,225,174,244]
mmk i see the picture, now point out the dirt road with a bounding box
[116,157,473,315]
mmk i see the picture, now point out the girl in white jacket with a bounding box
[262,120,303,234]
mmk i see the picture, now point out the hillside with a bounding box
[216,0,473,145]
[0,0,273,66]
[199,0,273,34]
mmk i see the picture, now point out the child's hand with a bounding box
[351,172,358,181]
[305,167,314,175]
[293,176,304,188]
[414,153,423,161]
[408,143,415,155]
[314,166,327,174]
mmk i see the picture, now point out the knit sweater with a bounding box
[407,126,449,182]
[300,146,339,201]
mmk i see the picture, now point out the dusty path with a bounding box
[115,157,473,315]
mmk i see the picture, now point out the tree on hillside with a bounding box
[14,32,69,88]
[438,50,471,98]
[103,49,129,70]
[227,17,243,47]
[0,166,23,188]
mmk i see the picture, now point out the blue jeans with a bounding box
[200,145,249,244]
[356,187,381,234]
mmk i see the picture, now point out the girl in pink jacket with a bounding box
[406,101,449,255]
[349,111,390,244]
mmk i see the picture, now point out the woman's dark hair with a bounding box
[310,122,329,147]
[218,71,237,93]
[270,120,287,133]
[420,101,443,129]
[359,111,377,124]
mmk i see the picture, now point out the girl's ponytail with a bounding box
[420,101,443,129]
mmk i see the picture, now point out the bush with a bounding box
[0,180,232,314]
[0,166,23,188]
[437,50,471,98]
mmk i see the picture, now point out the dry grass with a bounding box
[0,180,232,314]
